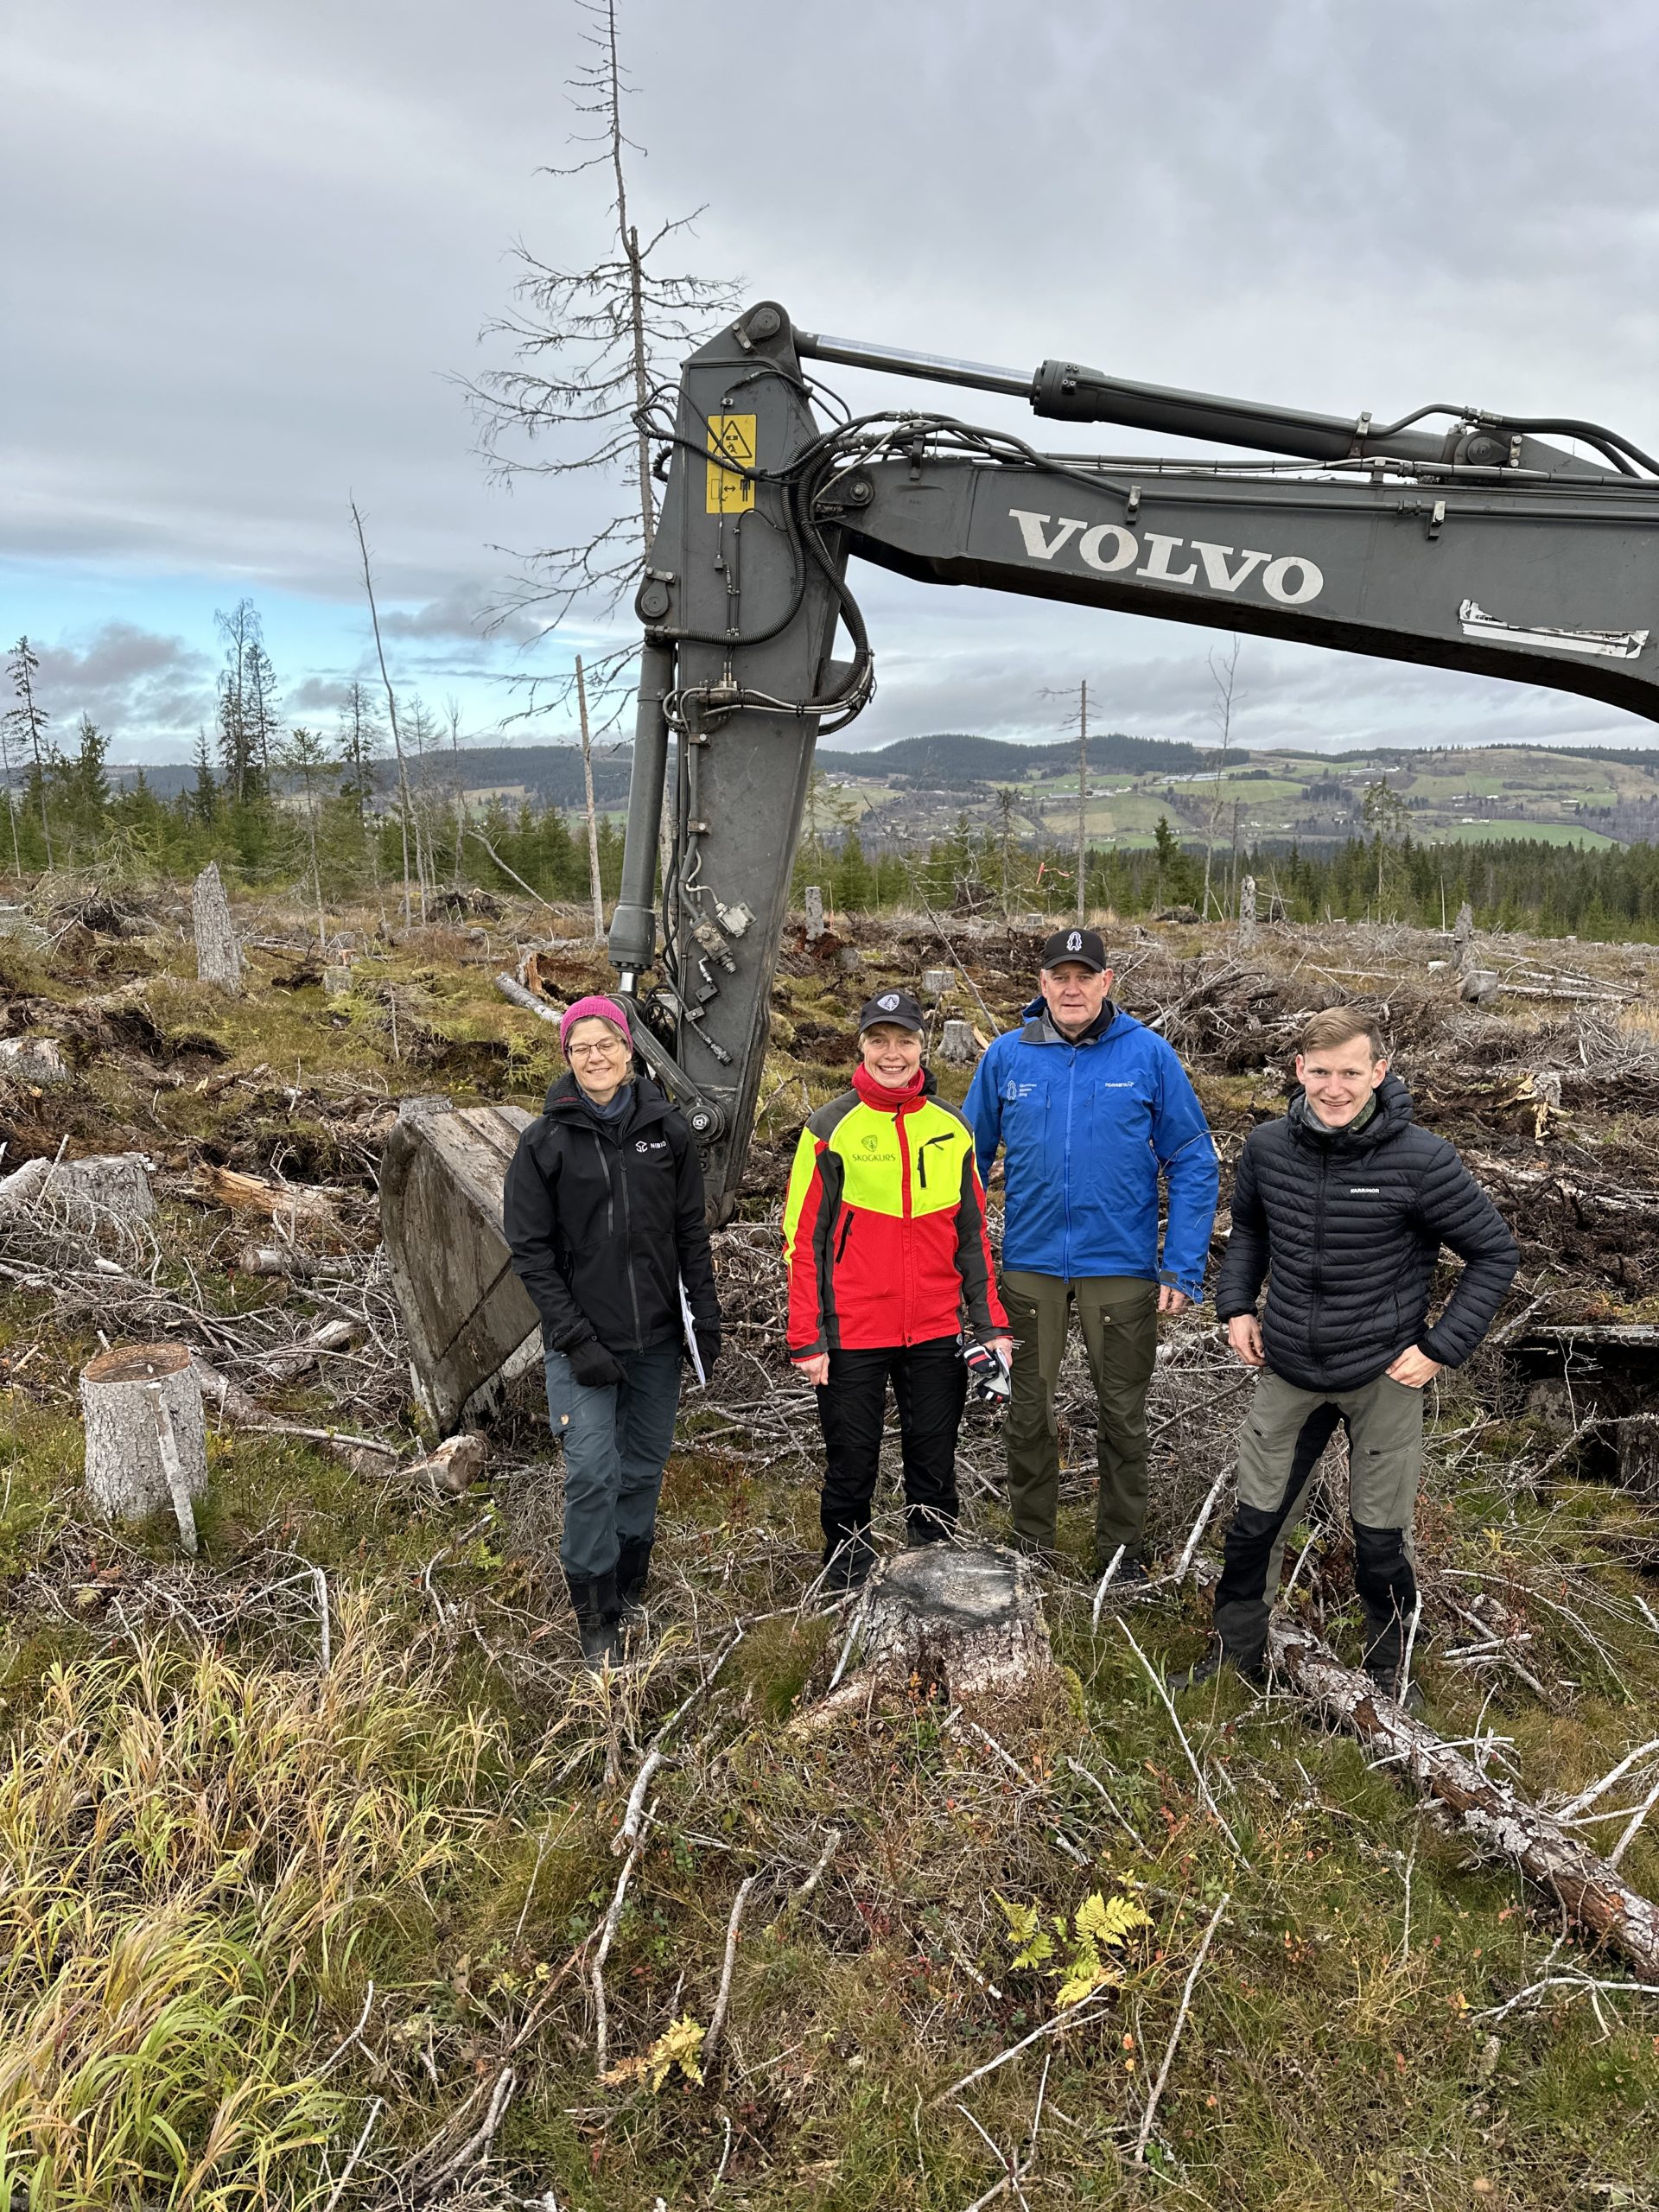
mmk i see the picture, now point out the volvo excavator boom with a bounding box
[385,301,1659,1423]
[606,300,1659,1225]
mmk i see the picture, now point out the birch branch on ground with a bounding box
[1267,1612,1659,1982]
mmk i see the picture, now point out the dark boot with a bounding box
[906,1505,957,1548]
[565,1567,624,1668]
[1170,1638,1265,1694]
[822,1530,875,1595]
[616,1535,653,1627]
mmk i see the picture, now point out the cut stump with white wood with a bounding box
[192,861,243,994]
[805,1545,1055,1725]
[81,1342,207,1553]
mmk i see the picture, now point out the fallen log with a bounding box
[1268,1611,1659,1983]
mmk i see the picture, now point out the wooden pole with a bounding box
[575,656,606,944]
[1077,678,1088,923]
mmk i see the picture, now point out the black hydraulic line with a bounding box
[795,323,1646,482]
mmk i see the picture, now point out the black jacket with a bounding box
[503,1073,719,1357]
[1215,1075,1518,1392]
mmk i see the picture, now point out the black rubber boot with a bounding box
[565,1567,625,1668]
[616,1535,653,1627]
[822,1531,875,1595]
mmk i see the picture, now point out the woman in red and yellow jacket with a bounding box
[784,989,1010,1589]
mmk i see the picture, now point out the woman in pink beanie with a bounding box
[504,994,721,1666]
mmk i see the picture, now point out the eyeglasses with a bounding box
[569,1037,626,1058]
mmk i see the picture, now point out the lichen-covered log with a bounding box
[807,1545,1054,1722]
[379,1095,539,1430]
[1268,1612,1659,1983]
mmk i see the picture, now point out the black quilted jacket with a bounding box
[1216,1076,1518,1391]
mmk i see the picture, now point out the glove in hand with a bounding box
[566,1337,625,1389]
[692,1324,721,1376]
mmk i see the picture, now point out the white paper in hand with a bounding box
[678,1275,706,1388]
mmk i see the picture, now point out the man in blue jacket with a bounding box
[965,927,1218,1574]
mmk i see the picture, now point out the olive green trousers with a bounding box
[999,1270,1160,1564]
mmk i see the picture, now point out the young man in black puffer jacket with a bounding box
[1186,1008,1518,1708]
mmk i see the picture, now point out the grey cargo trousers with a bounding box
[1212,1366,1425,1676]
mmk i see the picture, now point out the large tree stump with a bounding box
[804,886,825,943]
[81,1343,207,1554]
[1238,874,1257,950]
[938,1018,978,1067]
[192,861,243,994]
[379,1095,540,1428]
[0,1150,154,1230]
[807,1546,1054,1722]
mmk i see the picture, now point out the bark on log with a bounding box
[81,1343,207,1552]
[379,1095,539,1430]
[192,862,243,994]
[804,1546,1054,1723]
[1268,1611,1659,1982]
[804,887,825,943]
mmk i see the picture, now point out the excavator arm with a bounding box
[611,301,1659,1220]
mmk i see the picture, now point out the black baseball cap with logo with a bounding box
[857,988,925,1033]
[1039,925,1109,973]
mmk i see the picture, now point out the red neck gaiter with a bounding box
[853,1062,926,1113]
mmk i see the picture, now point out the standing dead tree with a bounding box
[4,636,53,868]
[350,500,420,930]
[462,0,739,725]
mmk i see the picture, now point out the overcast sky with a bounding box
[7,0,1659,763]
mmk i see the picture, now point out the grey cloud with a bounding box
[378,582,543,645]
[4,623,215,747]
[288,677,355,713]
[10,2,1659,753]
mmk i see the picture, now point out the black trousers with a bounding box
[817,1337,966,1551]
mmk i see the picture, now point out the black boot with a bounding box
[822,1530,875,1595]
[616,1535,653,1628]
[565,1567,624,1668]
[1365,1662,1426,1718]
[1170,1637,1265,1694]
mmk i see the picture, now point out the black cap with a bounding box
[857,988,925,1033]
[1039,925,1109,973]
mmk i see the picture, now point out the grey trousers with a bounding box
[1212,1366,1425,1675]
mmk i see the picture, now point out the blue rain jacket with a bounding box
[964,1001,1219,1300]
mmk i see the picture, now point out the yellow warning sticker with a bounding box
[705,413,757,513]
